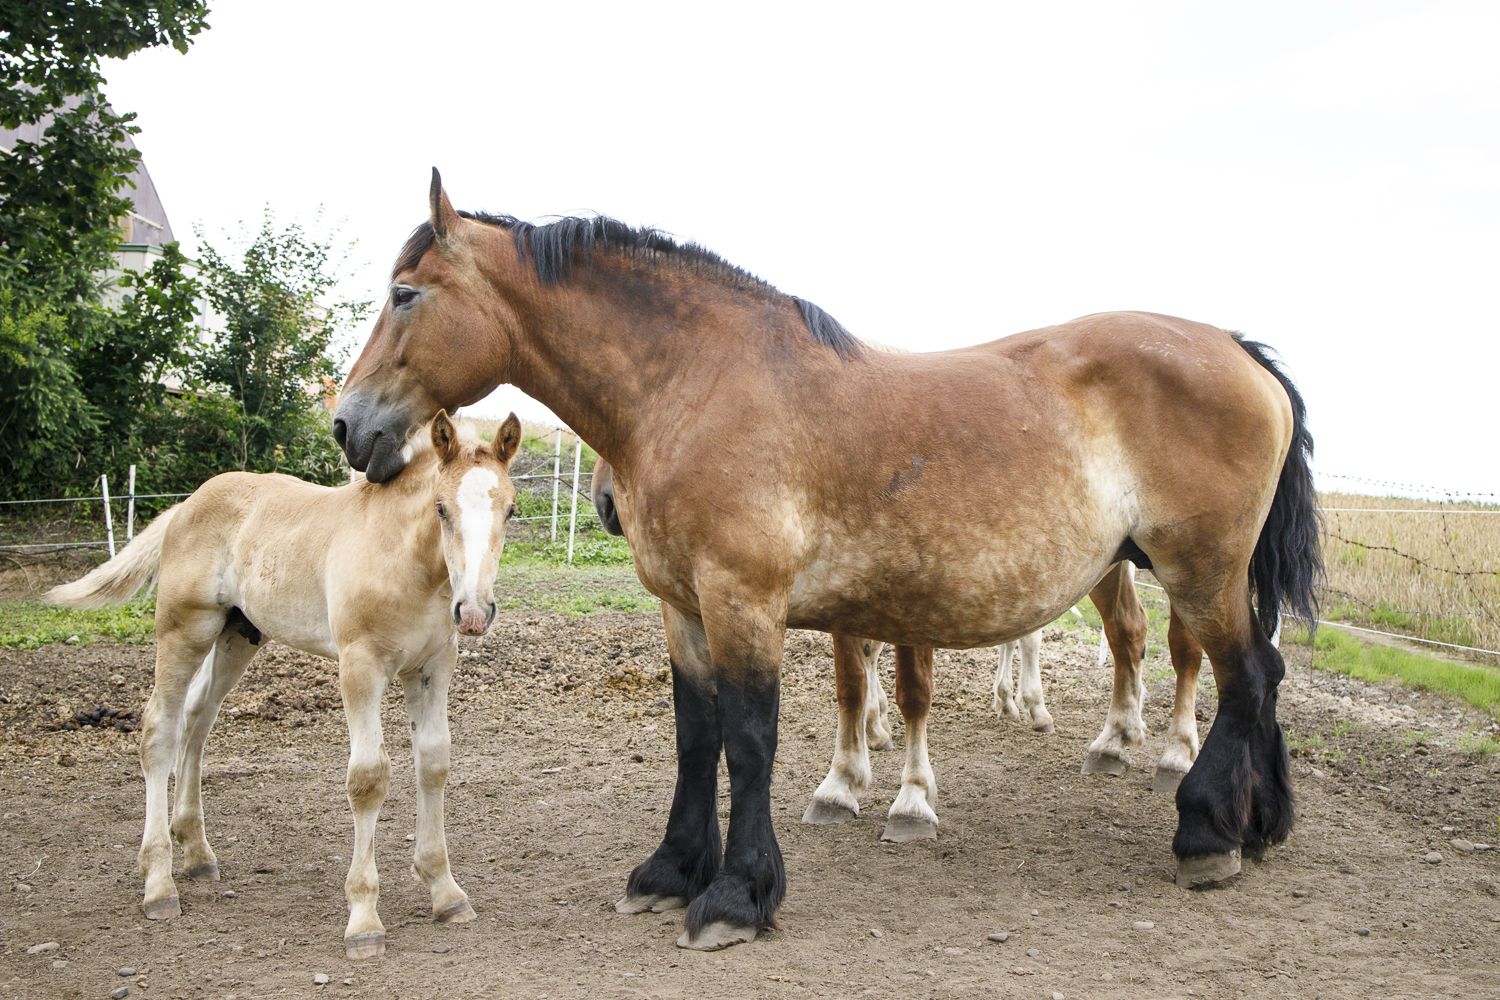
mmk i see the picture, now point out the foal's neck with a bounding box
[358,452,447,589]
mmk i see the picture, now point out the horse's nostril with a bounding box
[452,603,463,625]
[332,418,348,449]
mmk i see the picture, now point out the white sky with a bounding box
[102,1,1500,497]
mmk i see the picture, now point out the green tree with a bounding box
[0,1,210,497]
[136,214,370,491]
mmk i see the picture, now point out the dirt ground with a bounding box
[1,611,1497,1000]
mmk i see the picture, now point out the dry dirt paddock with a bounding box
[1,610,1497,1000]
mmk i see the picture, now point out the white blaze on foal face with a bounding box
[439,466,512,635]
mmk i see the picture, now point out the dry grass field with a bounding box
[1318,491,1500,660]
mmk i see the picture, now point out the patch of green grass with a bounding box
[0,598,157,648]
[1289,625,1500,719]
[494,561,657,616]
[502,533,634,567]
[1457,731,1500,756]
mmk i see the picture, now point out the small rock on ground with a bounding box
[986,932,1009,943]
[116,967,136,977]
[868,928,883,939]
[26,942,59,955]
[1423,851,1443,864]
[314,973,330,985]
[1356,928,1371,936]
[1025,947,1040,958]
[943,947,966,957]
[110,989,128,1000]
[1133,920,1155,931]
[49,960,66,970]
[1450,838,1475,853]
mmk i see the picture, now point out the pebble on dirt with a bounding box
[986,932,1010,943]
[1423,851,1443,864]
[116,967,136,977]
[1449,838,1475,853]
[314,973,330,985]
[1025,947,1040,958]
[26,942,59,955]
[110,989,128,1000]
[868,928,883,939]
[1133,920,1155,931]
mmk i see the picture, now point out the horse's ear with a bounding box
[429,167,460,241]
[430,409,461,463]
[491,412,522,466]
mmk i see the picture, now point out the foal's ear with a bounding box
[430,409,462,463]
[429,167,460,241]
[490,412,522,466]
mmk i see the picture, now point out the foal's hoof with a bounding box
[345,932,387,960]
[1082,750,1129,777]
[676,921,758,951]
[1175,849,1242,889]
[1151,765,1190,795]
[143,895,181,920]
[1030,717,1056,735]
[870,737,895,752]
[184,861,220,881]
[436,897,476,923]
[802,798,859,825]
[881,813,938,843]
[614,892,688,914]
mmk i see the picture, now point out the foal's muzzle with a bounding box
[454,599,497,637]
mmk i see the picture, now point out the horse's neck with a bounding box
[357,455,447,590]
[500,269,792,468]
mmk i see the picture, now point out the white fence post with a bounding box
[566,438,583,564]
[100,474,116,557]
[550,426,563,541]
[126,464,137,542]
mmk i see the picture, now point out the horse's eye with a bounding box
[436,502,448,521]
[392,286,418,307]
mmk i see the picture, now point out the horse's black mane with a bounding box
[393,212,863,360]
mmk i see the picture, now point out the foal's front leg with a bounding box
[401,643,475,924]
[340,648,393,959]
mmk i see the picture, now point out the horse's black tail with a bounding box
[1234,335,1324,639]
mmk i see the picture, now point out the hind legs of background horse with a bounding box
[1082,564,1150,776]
[991,632,1050,732]
[1171,607,1293,888]
[804,635,878,824]
[882,645,938,843]
[138,614,226,920]
[400,644,475,926]
[171,629,262,883]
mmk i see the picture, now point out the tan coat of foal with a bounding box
[47,411,520,959]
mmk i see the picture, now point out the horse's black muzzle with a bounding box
[334,390,413,483]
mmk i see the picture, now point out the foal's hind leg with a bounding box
[340,647,394,959]
[139,611,224,919]
[401,642,474,924]
[882,645,938,843]
[172,628,262,881]
[862,641,894,750]
[805,634,875,824]
[990,641,1020,721]
[1152,609,1205,794]
[1083,564,1148,776]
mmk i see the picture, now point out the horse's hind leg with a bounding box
[862,641,894,750]
[804,635,875,824]
[1083,563,1148,776]
[1015,630,1052,732]
[139,610,223,919]
[401,641,474,925]
[1152,608,1204,794]
[172,627,262,881]
[1163,579,1293,888]
[882,645,937,843]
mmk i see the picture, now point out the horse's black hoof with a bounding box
[1175,849,1241,889]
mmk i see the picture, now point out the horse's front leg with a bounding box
[340,648,393,959]
[401,641,474,924]
[617,604,723,916]
[676,592,786,951]
[804,634,875,824]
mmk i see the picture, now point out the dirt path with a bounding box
[1,613,1497,999]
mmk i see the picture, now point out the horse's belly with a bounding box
[787,533,1116,648]
[227,567,339,660]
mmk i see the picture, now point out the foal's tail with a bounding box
[1235,336,1324,638]
[44,505,182,609]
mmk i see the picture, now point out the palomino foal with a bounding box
[47,412,521,959]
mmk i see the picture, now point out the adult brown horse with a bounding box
[335,172,1321,951]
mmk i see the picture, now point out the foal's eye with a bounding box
[436,502,448,521]
[392,286,418,307]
